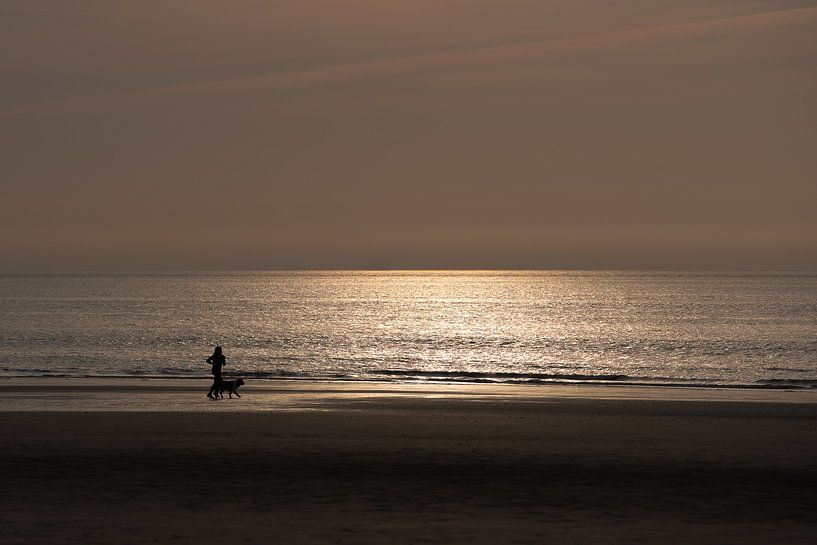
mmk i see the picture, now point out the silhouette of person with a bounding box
[206,346,226,399]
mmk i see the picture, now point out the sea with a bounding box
[1,271,815,389]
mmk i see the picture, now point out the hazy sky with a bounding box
[2,0,816,270]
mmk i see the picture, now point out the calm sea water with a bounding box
[1,272,815,388]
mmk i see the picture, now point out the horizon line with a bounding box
[3,268,816,276]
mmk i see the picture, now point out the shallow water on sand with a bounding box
[1,271,815,388]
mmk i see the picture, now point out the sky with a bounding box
[1,0,816,271]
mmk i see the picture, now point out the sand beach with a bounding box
[1,378,815,544]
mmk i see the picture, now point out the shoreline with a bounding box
[3,372,815,391]
[2,376,817,413]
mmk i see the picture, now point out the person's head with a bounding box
[214,346,222,355]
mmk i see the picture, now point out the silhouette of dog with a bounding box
[213,378,245,398]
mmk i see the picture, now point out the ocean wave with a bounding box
[3,367,817,390]
[754,379,817,389]
[369,369,631,383]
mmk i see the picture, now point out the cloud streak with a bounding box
[5,6,816,118]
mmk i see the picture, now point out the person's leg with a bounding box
[208,374,219,398]
[209,373,222,398]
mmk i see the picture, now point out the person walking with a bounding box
[206,346,226,399]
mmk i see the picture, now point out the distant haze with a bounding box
[2,0,816,271]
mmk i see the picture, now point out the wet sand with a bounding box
[1,379,816,544]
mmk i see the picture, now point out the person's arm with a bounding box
[206,356,213,364]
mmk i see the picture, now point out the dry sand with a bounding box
[1,379,816,544]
